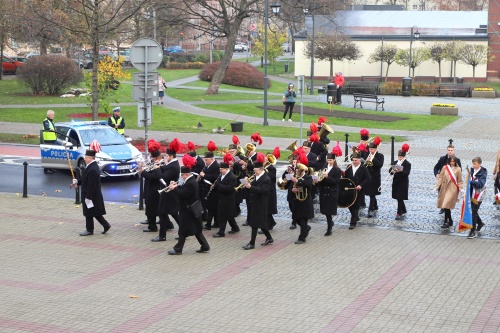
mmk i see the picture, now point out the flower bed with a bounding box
[430,104,458,116]
[431,103,455,108]
[473,87,494,91]
[471,89,496,98]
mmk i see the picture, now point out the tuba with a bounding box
[318,123,334,140]
[234,145,246,157]
[293,163,309,202]
[286,140,298,163]
[263,153,276,169]
[245,143,256,157]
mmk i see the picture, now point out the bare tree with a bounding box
[428,43,446,83]
[368,44,398,83]
[444,41,464,83]
[460,44,494,82]
[303,32,361,79]
[395,47,430,77]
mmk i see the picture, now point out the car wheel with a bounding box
[87,62,93,69]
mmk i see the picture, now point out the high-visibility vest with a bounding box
[110,116,124,135]
[42,118,57,141]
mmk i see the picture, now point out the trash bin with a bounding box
[284,63,289,73]
[326,83,337,104]
[456,77,464,84]
[402,77,412,97]
[230,122,243,132]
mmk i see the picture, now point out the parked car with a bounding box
[40,121,143,178]
[234,43,248,52]
[10,56,27,63]
[166,46,185,53]
[1,55,24,74]
[25,52,40,59]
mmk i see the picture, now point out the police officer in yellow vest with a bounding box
[42,110,57,143]
[108,107,125,135]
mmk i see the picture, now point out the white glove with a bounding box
[433,188,438,194]
[72,179,78,185]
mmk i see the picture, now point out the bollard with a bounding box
[138,174,144,210]
[344,133,349,162]
[23,161,28,198]
[391,136,395,163]
[448,138,453,145]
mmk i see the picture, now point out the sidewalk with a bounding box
[1,192,500,332]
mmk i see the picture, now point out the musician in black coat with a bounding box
[391,148,411,220]
[212,163,239,237]
[155,149,180,240]
[228,144,245,217]
[242,159,273,250]
[140,145,164,233]
[364,140,384,218]
[344,153,371,229]
[199,152,220,230]
[310,139,327,171]
[281,161,297,229]
[73,149,110,236]
[167,163,210,255]
[317,153,341,236]
[265,163,278,230]
[291,161,314,243]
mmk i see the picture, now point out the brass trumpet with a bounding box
[158,180,177,194]
[234,174,255,191]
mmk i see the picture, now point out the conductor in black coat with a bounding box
[317,153,341,236]
[364,141,384,218]
[344,153,371,229]
[391,149,411,220]
[213,163,240,237]
[167,163,210,255]
[291,161,314,244]
[200,152,221,230]
[242,159,273,250]
[73,149,111,236]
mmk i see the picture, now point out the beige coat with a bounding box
[493,149,500,175]
[435,166,463,209]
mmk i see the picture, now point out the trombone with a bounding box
[158,180,178,194]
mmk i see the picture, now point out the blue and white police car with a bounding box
[40,121,143,177]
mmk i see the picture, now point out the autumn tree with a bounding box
[395,47,430,77]
[303,32,361,79]
[428,43,446,83]
[368,44,398,83]
[252,24,288,65]
[444,41,464,83]
[460,44,494,82]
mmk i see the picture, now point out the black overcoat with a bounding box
[344,164,371,209]
[391,160,411,200]
[247,172,271,229]
[434,155,461,177]
[365,152,384,196]
[200,160,220,210]
[141,164,166,217]
[192,156,205,175]
[291,174,314,220]
[173,176,203,236]
[80,161,106,217]
[311,142,327,170]
[319,166,341,215]
[158,160,180,215]
[214,171,237,221]
[266,164,278,215]
[306,152,318,170]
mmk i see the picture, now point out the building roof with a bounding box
[298,11,488,40]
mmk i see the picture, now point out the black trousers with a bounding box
[218,217,239,234]
[267,214,276,230]
[147,215,158,231]
[85,215,109,232]
[174,233,210,253]
[348,208,359,226]
[397,200,407,215]
[444,209,452,223]
[471,202,482,231]
[206,209,219,228]
[336,86,342,103]
[297,218,310,241]
[283,102,295,119]
[326,215,333,230]
[249,227,271,245]
[159,213,179,238]
[368,195,378,211]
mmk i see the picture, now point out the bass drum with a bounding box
[338,178,357,208]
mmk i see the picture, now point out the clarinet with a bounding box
[204,173,222,200]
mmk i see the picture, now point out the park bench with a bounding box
[414,76,436,83]
[344,81,380,95]
[353,93,385,111]
[437,83,472,97]
[361,76,383,82]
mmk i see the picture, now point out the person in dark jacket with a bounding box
[213,160,239,237]
[282,83,297,122]
[71,149,110,236]
[291,155,314,244]
[344,153,371,229]
[200,151,221,230]
[264,154,278,231]
[468,157,488,239]
[167,157,210,255]
[391,144,411,220]
[433,144,462,214]
[107,107,125,135]
[140,140,164,235]
[317,153,341,236]
[242,153,273,250]
[364,137,384,218]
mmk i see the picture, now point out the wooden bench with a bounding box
[361,76,383,82]
[437,84,472,97]
[414,76,436,83]
[353,93,385,111]
[344,81,380,95]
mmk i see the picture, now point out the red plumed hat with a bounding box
[251,132,263,145]
[402,143,410,152]
[187,141,196,151]
[232,135,240,145]
[310,122,318,133]
[255,152,266,164]
[318,117,327,126]
[332,141,342,157]
[182,154,196,169]
[358,143,367,152]
[272,146,280,159]
[223,153,234,165]
[309,133,320,143]
[360,128,369,140]
[373,136,382,146]
[207,140,217,152]
[169,138,181,153]
[298,152,309,166]
[293,146,305,156]
[148,139,161,153]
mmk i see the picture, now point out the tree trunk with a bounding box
[40,39,48,55]
[453,61,457,83]
[438,61,442,84]
[384,64,390,83]
[329,59,333,79]
[472,66,475,83]
[91,4,100,121]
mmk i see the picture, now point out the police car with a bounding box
[40,121,143,177]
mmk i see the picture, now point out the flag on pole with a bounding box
[458,168,473,233]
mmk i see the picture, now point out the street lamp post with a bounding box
[303,1,315,95]
[145,8,157,41]
[408,26,420,77]
[263,1,281,126]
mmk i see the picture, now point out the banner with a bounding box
[458,168,473,232]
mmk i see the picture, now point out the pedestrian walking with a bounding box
[282,83,296,122]
[467,157,487,239]
[158,74,167,105]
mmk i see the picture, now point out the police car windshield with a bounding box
[80,128,128,146]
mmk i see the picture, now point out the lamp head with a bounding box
[271,3,281,15]
[303,7,309,14]
[414,31,420,39]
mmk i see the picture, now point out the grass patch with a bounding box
[232,56,261,63]
[256,58,296,76]
[178,78,285,94]
[0,133,40,145]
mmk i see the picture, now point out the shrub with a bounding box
[412,83,437,96]
[167,62,205,69]
[18,55,83,95]
[199,61,268,89]
[193,53,209,63]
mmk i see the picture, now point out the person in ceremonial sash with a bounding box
[317,149,341,236]
[433,145,462,214]
[391,144,411,220]
[434,155,463,229]
[467,157,487,239]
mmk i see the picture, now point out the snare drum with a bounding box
[338,178,357,208]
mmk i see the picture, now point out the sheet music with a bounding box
[85,198,94,209]
[239,178,249,185]
[285,174,293,180]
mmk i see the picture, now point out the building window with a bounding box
[413,5,418,9]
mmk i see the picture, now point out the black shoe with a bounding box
[143,229,158,232]
[212,233,225,238]
[167,249,182,255]
[196,248,210,253]
[140,220,149,225]
[294,240,306,244]
[203,225,212,230]
[289,224,297,230]
[261,238,273,246]
[151,236,166,242]
[242,243,255,250]
[395,214,402,221]
[439,209,444,214]
[467,231,476,239]
[324,230,332,236]
[228,229,240,234]
[242,222,249,226]
[477,222,485,231]
[448,220,454,227]
[441,223,449,229]
[102,224,111,234]
[79,230,93,236]
[367,210,375,218]
[348,225,356,230]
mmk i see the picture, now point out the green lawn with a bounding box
[177,78,285,94]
